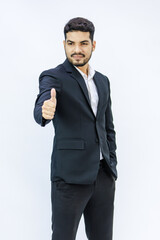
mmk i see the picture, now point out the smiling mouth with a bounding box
[72,54,85,58]
[72,56,84,61]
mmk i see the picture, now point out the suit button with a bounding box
[95,138,99,143]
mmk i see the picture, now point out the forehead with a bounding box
[66,31,91,42]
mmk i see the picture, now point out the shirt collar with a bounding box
[74,65,95,80]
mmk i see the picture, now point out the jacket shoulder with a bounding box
[95,70,110,82]
[39,63,65,78]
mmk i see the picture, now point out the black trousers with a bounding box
[51,159,115,240]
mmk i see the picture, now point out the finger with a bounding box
[42,114,54,120]
[50,88,56,102]
[42,108,55,116]
[43,100,56,108]
[42,105,55,112]
[42,110,55,119]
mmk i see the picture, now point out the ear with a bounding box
[92,40,96,52]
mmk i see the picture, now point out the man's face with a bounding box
[63,31,96,67]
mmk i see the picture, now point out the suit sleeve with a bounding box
[105,78,117,167]
[33,71,62,127]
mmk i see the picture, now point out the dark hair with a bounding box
[64,17,95,42]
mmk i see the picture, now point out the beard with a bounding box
[65,50,93,67]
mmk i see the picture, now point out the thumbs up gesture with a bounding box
[42,88,57,120]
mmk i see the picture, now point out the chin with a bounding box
[73,61,85,66]
[71,60,84,66]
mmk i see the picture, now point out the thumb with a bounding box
[50,88,56,102]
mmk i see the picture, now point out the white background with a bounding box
[1,0,160,239]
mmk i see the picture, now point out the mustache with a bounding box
[71,53,85,57]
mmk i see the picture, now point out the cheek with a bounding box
[86,48,92,55]
[65,48,71,55]
[67,47,74,55]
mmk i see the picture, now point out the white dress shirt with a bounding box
[74,65,103,160]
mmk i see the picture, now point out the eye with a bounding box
[81,42,88,45]
[68,42,73,45]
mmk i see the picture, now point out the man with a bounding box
[34,17,117,240]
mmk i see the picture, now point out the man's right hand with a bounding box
[42,88,57,120]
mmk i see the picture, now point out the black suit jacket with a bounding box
[34,59,117,184]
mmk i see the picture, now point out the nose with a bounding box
[74,45,81,53]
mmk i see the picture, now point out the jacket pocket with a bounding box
[57,139,85,150]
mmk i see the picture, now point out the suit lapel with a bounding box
[62,59,104,119]
[71,69,91,107]
[63,59,93,111]
[93,72,104,119]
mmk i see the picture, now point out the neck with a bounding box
[77,63,89,76]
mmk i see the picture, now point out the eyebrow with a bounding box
[66,40,90,43]
[81,40,90,43]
